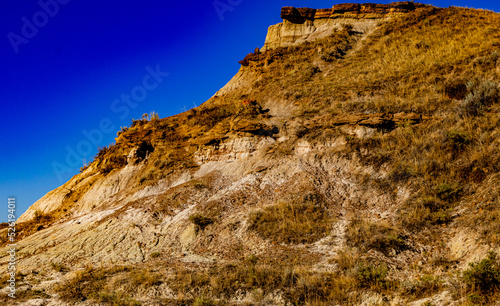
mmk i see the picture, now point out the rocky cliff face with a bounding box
[2,3,500,305]
[262,1,427,51]
[280,2,423,23]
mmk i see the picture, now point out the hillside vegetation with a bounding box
[2,3,500,305]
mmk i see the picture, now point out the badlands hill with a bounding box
[2,2,500,305]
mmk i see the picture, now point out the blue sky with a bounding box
[1,0,499,222]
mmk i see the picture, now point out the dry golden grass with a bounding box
[21,5,500,304]
[242,6,500,115]
[54,265,158,305]
[0,210,53,248]
[400,275,445,300]
[334,250,359,274]
[248,199,332,244]
[346,220,408,256]
[0,289,50,304]
[457,185,500,245]
[73,6,500,233]
[50,250,446,305]
[167,256,361,305]
[211,8,500,246]
[0,172,102,247]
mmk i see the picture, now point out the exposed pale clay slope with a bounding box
[262,18,380,51]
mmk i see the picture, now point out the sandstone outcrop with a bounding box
[280,2,422,23]
[239,48,283,66]
[262,2,428,51]
[280,7,316,24]
[330,112,426,128]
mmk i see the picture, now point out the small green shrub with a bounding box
[435,183,462,202]
[463,251,500,295]
[150,252,161,258]
[189,214,213,231]
[461,80,500,116]
[467,293,485,304]
[429,210,453,225]
[192,181,208,190]
[357,263,388,289]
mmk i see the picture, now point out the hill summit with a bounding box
[2,2,500,305]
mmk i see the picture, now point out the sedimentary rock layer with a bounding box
[280,2,423,24]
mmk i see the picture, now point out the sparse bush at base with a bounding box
[248,199,331,244]
[461,80,500,116]
[463,251,500,298]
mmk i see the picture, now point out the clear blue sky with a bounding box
[1,0,498,222]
